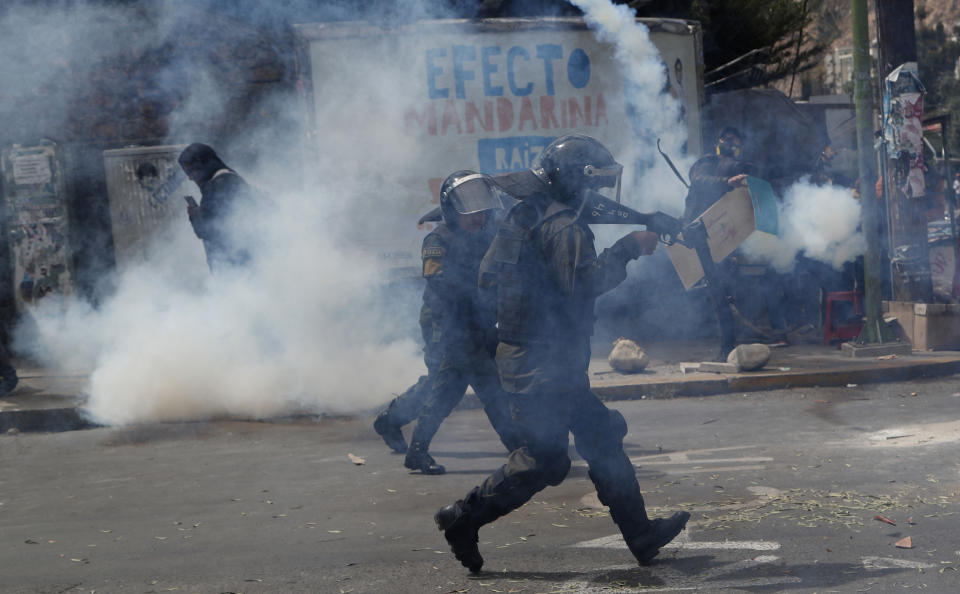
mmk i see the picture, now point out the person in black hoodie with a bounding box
[683,127,758,359]
[178,143,256,271]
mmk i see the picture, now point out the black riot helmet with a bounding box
[535,134,623,204]
[439,170,503,228]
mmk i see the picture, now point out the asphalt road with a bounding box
[2,376,960,593]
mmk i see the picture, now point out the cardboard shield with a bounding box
[667,176,778,289]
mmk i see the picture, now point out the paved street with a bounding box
[3,376,960,593]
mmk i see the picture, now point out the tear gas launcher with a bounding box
[578,190,683,245]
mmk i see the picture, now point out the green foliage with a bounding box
[917,22,960,156]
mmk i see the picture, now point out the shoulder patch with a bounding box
[422,246,445,259]
[423,258,443,277]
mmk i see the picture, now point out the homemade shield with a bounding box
[666,176,779,289]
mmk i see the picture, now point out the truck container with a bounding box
[294,17,703,277]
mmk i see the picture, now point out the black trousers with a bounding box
[409,353,520,453]
[456,378,650,540]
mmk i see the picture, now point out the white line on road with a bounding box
[664,540,780,550]
[697,555,779,580]
[629,445,773,475]
[653,464,768,474]
[571,533,781,551]
[862,556,936,570]
[636,576,803,592]
[635,457,774,465]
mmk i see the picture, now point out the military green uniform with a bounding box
[449,193,652,541]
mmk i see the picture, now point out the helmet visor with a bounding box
[583,163,623,202]
[448,174,504,214]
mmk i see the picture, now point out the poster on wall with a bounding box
[0,142,73,313]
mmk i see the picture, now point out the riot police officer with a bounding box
[374,171,521,474]
[434,135,689,573]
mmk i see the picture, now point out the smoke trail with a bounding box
[741,179,865,272]
[571,0,692,214]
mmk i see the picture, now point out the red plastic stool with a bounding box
[823,291,864,345]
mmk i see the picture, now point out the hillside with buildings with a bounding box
[804,0,960,97]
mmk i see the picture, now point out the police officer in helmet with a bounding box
[434,135,690,572]
[374,171,521,474]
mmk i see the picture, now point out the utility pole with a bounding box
[875,0,932,303]
[850,0,896,345]
[875,0,917,79]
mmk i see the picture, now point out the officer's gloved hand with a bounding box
[623,230,659,257]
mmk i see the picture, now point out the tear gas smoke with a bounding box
[741,179,865,272]
[572,0,692,216]
[7,1,452,425]
[27,190,423,425]
[5,0,700,425]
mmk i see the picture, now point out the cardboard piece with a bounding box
[667,176,778,289]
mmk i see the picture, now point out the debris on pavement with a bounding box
[608,338,649,373]
[347,453,366,465]
[699,361,739,374]
[727,343,772,371]
[875,515,896,526]
[895,536,914,549]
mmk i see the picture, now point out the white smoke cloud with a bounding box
[572,0,692,216]
[4,0,718,425]
[25,179,425,426]
[6,1,442,425]
[741,179,865,272]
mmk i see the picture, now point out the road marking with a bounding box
[637,576,803,592]
[556,549,799,593]
[862,556,936,570]
[630,445,773,474]
[572,532,781,551]
[636,457,774,465]
[698,555,779,579]
[657,464,767,474]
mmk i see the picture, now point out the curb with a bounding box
[4,356,960,433]
[593,357,960,400]
[1,407,96,434]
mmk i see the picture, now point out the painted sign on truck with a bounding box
[294,17,703,276]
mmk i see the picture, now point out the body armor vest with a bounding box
[484,198,577,344]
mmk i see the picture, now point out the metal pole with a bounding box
[852,0,895,343]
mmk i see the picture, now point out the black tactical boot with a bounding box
[435,502,483,573]
[405,443,446,475]
[373,410,407,454]
[626,511,691,565]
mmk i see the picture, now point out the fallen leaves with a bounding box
[691,488,938,532]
